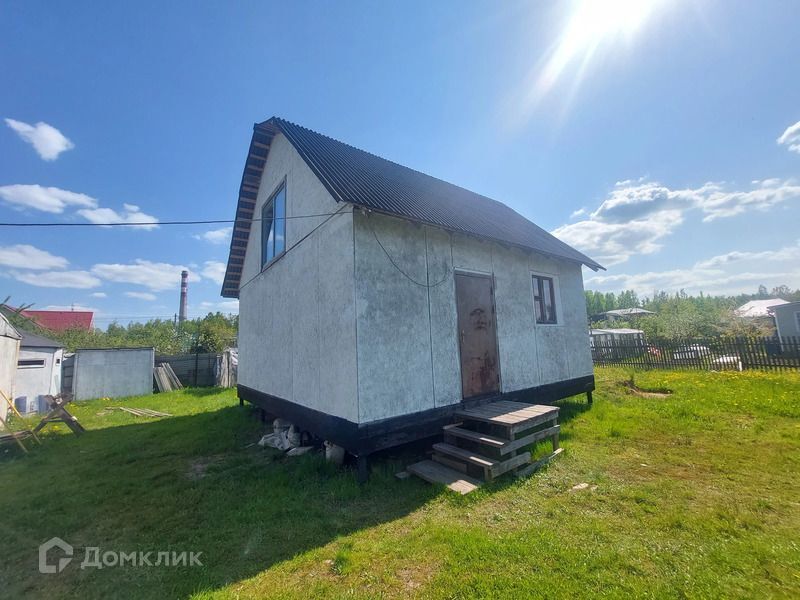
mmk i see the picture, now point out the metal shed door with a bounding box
[455,273,500,399]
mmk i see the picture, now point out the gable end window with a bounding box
[261,183,286,268]
[532,275,557,325]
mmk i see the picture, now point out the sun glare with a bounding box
[531,0,663,105]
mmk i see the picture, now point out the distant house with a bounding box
[734,299,788,319]
[769,301,800,342]
[15,331,64,413]
[601,308,654,321]
[222,116,604,466]
[590,328,646,344]
[0,314,22,425]
[20,309,94,331]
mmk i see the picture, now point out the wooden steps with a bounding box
[406,460,482,495]
[408,400,562,493]
[442,423,506,449]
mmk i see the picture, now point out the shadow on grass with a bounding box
[0,405,438,599]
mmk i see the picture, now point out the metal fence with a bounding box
[591,336,800,371]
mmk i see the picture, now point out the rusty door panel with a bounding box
[455,273,500,399]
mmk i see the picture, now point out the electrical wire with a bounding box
[0,212,342,227]
[367,212,450,289]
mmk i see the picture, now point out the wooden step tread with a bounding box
[456,401,558,425]
[407,460,482,494]
[443,424,508,448]
[433,442,498,468]
[456,402,559,434]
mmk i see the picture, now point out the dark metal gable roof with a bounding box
[221,117,603,298]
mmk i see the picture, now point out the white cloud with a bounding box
[5,118,74,160]
[91,260,199,291]
[194,227,232,245]
[124,291,157,301]
[77,203,159,229]
[11,270,101,289]
[0,244,68,270]
[694,240,800,269]
[586,239,800,296]
[0,184,96,213]
[777,119,800,154]
[43,304,99,313]
[198,299,239,313]
[200,261,226,285]
[0,185,158,229]
[553,178,800,264]
[553,209,682,266]
[90,292,107,298]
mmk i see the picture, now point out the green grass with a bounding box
[1,369,799,599]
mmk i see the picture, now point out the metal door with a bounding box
[455,272,501,398]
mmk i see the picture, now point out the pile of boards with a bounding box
[109,406,171,418]
[153,363,183,392]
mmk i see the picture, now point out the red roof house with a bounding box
[20,310,94,331]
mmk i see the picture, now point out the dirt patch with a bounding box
[186,455,225,480]
[622,380,673,399]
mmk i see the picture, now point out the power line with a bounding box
[0,212,342,228]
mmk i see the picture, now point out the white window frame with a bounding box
[530,270,563,327]
[260,180,287,270]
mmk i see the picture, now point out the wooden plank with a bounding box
[490,451,531,478]
[515,447,564,478]
[509,412,559,435]
[442,424,508,448]
[407,460,482,495]
[432,443,497,468]
[431,454,468,473]
[500,425,560,455]
[456,402,558,426]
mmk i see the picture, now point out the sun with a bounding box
[532,0,664,103]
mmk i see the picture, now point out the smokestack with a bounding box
[179,270,188,324]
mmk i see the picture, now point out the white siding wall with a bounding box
[0,335,20,424]
[354,211,592,424]
[14,347,62,410]
[237,133,358,422]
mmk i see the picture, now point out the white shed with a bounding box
[0,314,22,425]
[15,331,63,413]
[221,117,603,463]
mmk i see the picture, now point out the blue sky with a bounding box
[1,0,799,327]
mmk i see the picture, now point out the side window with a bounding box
[532,275,558,325]
[795,311,800,333]
[261,183,286,268]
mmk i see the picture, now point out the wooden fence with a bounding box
[154,349,238,388]
[591,336,800,371]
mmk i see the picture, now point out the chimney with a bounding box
[179,270,188,324]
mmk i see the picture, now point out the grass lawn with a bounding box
[1,368,799,599]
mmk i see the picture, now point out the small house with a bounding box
[601,308,654,321]
[221,117,603,464]
[0,314,22,425]
[769,301,800,342]
[15,331,63,413]
[734,299,788,319]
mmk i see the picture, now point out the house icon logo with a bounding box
[39,537,73,574]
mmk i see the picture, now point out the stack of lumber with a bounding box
[153,363,183,392]
[109,406,171,418]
